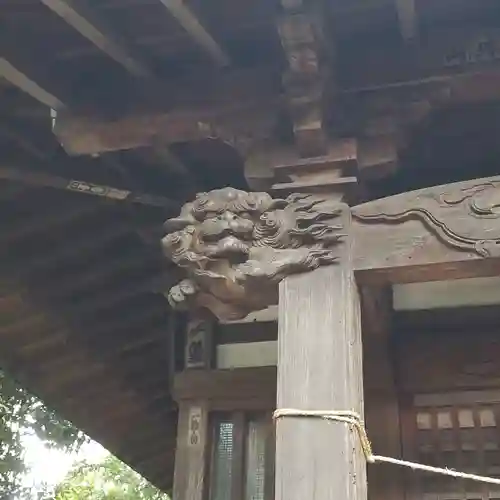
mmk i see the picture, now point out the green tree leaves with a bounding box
[54,455,169,500]
[0,369,86,498]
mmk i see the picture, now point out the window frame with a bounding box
[208,411,275,500]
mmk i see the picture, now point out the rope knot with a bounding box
[273,409,374,462]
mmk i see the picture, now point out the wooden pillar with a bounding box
[173,401,209,500]
[362,286,403,500]
[172,312,214,500]
[275,206,368,500]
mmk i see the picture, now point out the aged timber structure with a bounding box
[4,0,500,499]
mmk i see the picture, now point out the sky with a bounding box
[21,433,108,494]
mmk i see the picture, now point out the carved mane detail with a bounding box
[162,188,344,320]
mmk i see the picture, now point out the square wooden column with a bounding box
[275,206,368,500]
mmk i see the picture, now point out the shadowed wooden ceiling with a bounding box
[2,0,500,492]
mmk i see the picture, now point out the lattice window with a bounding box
[211,420,235,500]
[209,413,274,500]
[406,391,500,500]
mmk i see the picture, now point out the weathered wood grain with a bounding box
[352,176,500,284]
[275,207,367,500]
[173,367,276,409]
[173,402,209,500]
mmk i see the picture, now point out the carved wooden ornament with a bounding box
[353,179,500,258]
[162,187,344,320]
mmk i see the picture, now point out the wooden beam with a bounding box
[0,165,177,209]
[51,67,281,155]
[352,175,500,284]
[173,366,276,406]
[40,0,153,78]
[275,207,367,500]
[395,0,417,42]
[156,0,230,67]
[53,98,280,156]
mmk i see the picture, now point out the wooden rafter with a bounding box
[395,0,417,41]
[0,24,72,109]
[39,0,154,78]
[156,0,230,66]
[0,58,66,109]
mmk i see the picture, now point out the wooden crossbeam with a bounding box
[52,67,281,155]
[156,0,230,66]
[0,166,176,209]
[40,0,154,78]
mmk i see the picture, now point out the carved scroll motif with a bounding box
[162,187,344,320]
[352,179,500,257]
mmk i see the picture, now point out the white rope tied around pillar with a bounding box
[273,408,500,486]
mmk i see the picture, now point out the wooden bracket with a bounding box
[278,3,330,157]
